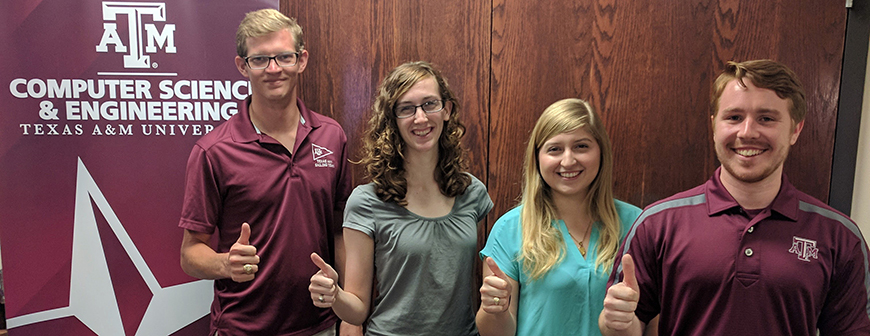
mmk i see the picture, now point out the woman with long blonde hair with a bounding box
[476,98,641,335]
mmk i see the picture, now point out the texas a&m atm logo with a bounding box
[788,236,819,262]
[95,2,177,69]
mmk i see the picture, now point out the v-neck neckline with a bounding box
[558,219,598,262]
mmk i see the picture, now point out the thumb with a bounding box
[237,222,251,245]
[621,254,639,292]
[310,252,337,279]
[485,257,507,280]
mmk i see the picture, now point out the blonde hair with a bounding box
[236,9,304,57]
[519,98,621,280]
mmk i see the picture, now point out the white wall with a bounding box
[852,36,870,242]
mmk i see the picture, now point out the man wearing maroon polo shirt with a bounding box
[600,60,870,335]
[178,9,352,336]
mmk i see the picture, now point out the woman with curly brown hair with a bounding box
[308,61,493,336]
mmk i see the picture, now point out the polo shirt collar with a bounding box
[230,97,321,143]
[769,174,799,221]
[705,166,799,222]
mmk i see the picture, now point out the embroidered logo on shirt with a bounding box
[788,236,819,262]
[312,143,335,168]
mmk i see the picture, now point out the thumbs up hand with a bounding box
[309,252,340,308]
[228,222,259,282]
[601,254,641,331]
[480,257,512,314]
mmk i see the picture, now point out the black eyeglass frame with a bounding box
[394,99,448,119]
[244,52,301,70]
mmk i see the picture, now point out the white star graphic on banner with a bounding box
[7,157,213,335]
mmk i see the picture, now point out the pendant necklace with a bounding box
[567,220,593,257]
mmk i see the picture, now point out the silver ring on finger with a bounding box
[318,294,325,303]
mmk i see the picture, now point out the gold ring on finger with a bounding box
[493,296,500,305]
[243,264,253,274]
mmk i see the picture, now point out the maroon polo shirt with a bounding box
[611,167,870,335]
[179,97,352,336]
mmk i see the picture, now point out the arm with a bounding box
[644,315,659,336]
[180,223,259,282]
[599,254,644,336]
[818,238,870,334]
[309,228,374,325]
[332,210,365,336]
[333,209,347,288]
[599,313,644,336]
[475,257,520,336]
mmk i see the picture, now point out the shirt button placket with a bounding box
[287,154,296,176]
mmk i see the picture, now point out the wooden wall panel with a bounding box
[490,0,845,229]
[283,0,492,306]
[281,0,846,258]
[284,0,491,188]
[707,1,845,208]
[489,0,717,224]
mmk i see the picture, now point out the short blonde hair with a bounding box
[236,9,304,57]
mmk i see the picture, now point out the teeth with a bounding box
[413,129,430,136]
[736,149,764,157]
[560,172,579,178]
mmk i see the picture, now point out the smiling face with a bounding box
[234,28,308,105]
[537,127,601,202]
[395,76,450,156]
[713,78,804,186]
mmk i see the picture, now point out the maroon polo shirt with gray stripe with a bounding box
[610,167,870,335]
[179,97,352,336]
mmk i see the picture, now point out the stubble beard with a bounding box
[716,145,789,184]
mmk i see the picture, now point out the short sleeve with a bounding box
[178,144,220,234]
[817,237,870,334]
[614,200,643,239]
[333,132,353,212]
[342,185,378,238]
[467,175,494,222]
[609,206,661,324]
[480,207,523,282]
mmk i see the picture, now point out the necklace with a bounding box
[567,221,593,256]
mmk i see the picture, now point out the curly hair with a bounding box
[358,61,471,205]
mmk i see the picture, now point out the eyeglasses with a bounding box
[244,52,300,69]
[394,99,446,119]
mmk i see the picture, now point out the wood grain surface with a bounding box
[282,0,846,264]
